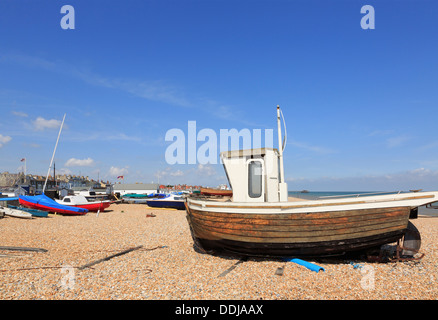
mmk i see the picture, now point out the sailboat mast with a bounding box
[42,114,66,194]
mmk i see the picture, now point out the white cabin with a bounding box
[220,148,288,203]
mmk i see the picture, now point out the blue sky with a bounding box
[1,0,438,191]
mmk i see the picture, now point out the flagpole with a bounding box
[43,114,66,194]
[20,158,26,177]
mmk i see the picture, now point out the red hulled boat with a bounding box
[55,195,111,212]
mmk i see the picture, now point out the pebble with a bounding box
[1,203,438,299]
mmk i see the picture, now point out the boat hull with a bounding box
[7,205,49,217]
[200,188,233,197]
[185,203,412,257]
[2,207,33,219]
[147,200,185,210]
[64,201,111,212]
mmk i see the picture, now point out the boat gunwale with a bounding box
[187,193,436,211]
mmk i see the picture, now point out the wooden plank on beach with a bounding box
[0,246,48,253]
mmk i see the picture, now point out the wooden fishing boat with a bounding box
[55,195,111,212]
[185,106,438,257]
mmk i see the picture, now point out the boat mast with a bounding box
[42,114,66,194]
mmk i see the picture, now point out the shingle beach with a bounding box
[1,201,438,300]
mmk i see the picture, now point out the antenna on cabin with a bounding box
[42,113,66,194]
[276,105,288,201]
[277,105,285,182]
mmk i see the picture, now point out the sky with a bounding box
[1,0,438,191]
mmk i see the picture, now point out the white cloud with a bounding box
[196,164,217,176]
[11,111,28,117]
[417,140,438,151]
[2,53,254,125]
[124,81,192,107]
[65,157,95,167]
[0,134,12,148]
[288,139,335,154]
[170,170,184,176]
[154,167,185,179]
[386,135,411,148]
[57,168,72,175]
[33,117,62,131]
[368,129,393,137]
[109,166,129,177]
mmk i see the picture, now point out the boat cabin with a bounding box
[220,147,288,203]
[58,195,89,205]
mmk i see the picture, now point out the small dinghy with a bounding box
[8,205,49,218]
[0,206,33,219]
[146,193,186,210]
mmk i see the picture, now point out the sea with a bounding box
[288,190,438,217]
[288,190,382,200]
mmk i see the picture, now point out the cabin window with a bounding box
[64,198,71,202]
[248,160,263,198]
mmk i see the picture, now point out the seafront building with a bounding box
[112,183,159,196]
[0,171,108,196]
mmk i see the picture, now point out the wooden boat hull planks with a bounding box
[185,204,411,256]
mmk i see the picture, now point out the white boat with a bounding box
[0,206,33,219]
[185,106,438,258]
[55,195,111,212]
[146,193,186,210]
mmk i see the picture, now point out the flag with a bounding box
[20,158,26,162]
[117,176,124,179]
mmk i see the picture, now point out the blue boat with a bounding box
[19,194,88,215]
[146,194,186,210]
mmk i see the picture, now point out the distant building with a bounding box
[112,183,159,196]
[0,171,107,195]
[158,184,202,193]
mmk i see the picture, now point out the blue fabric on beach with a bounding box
[1,197,19,201]
[284,258,325,273]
